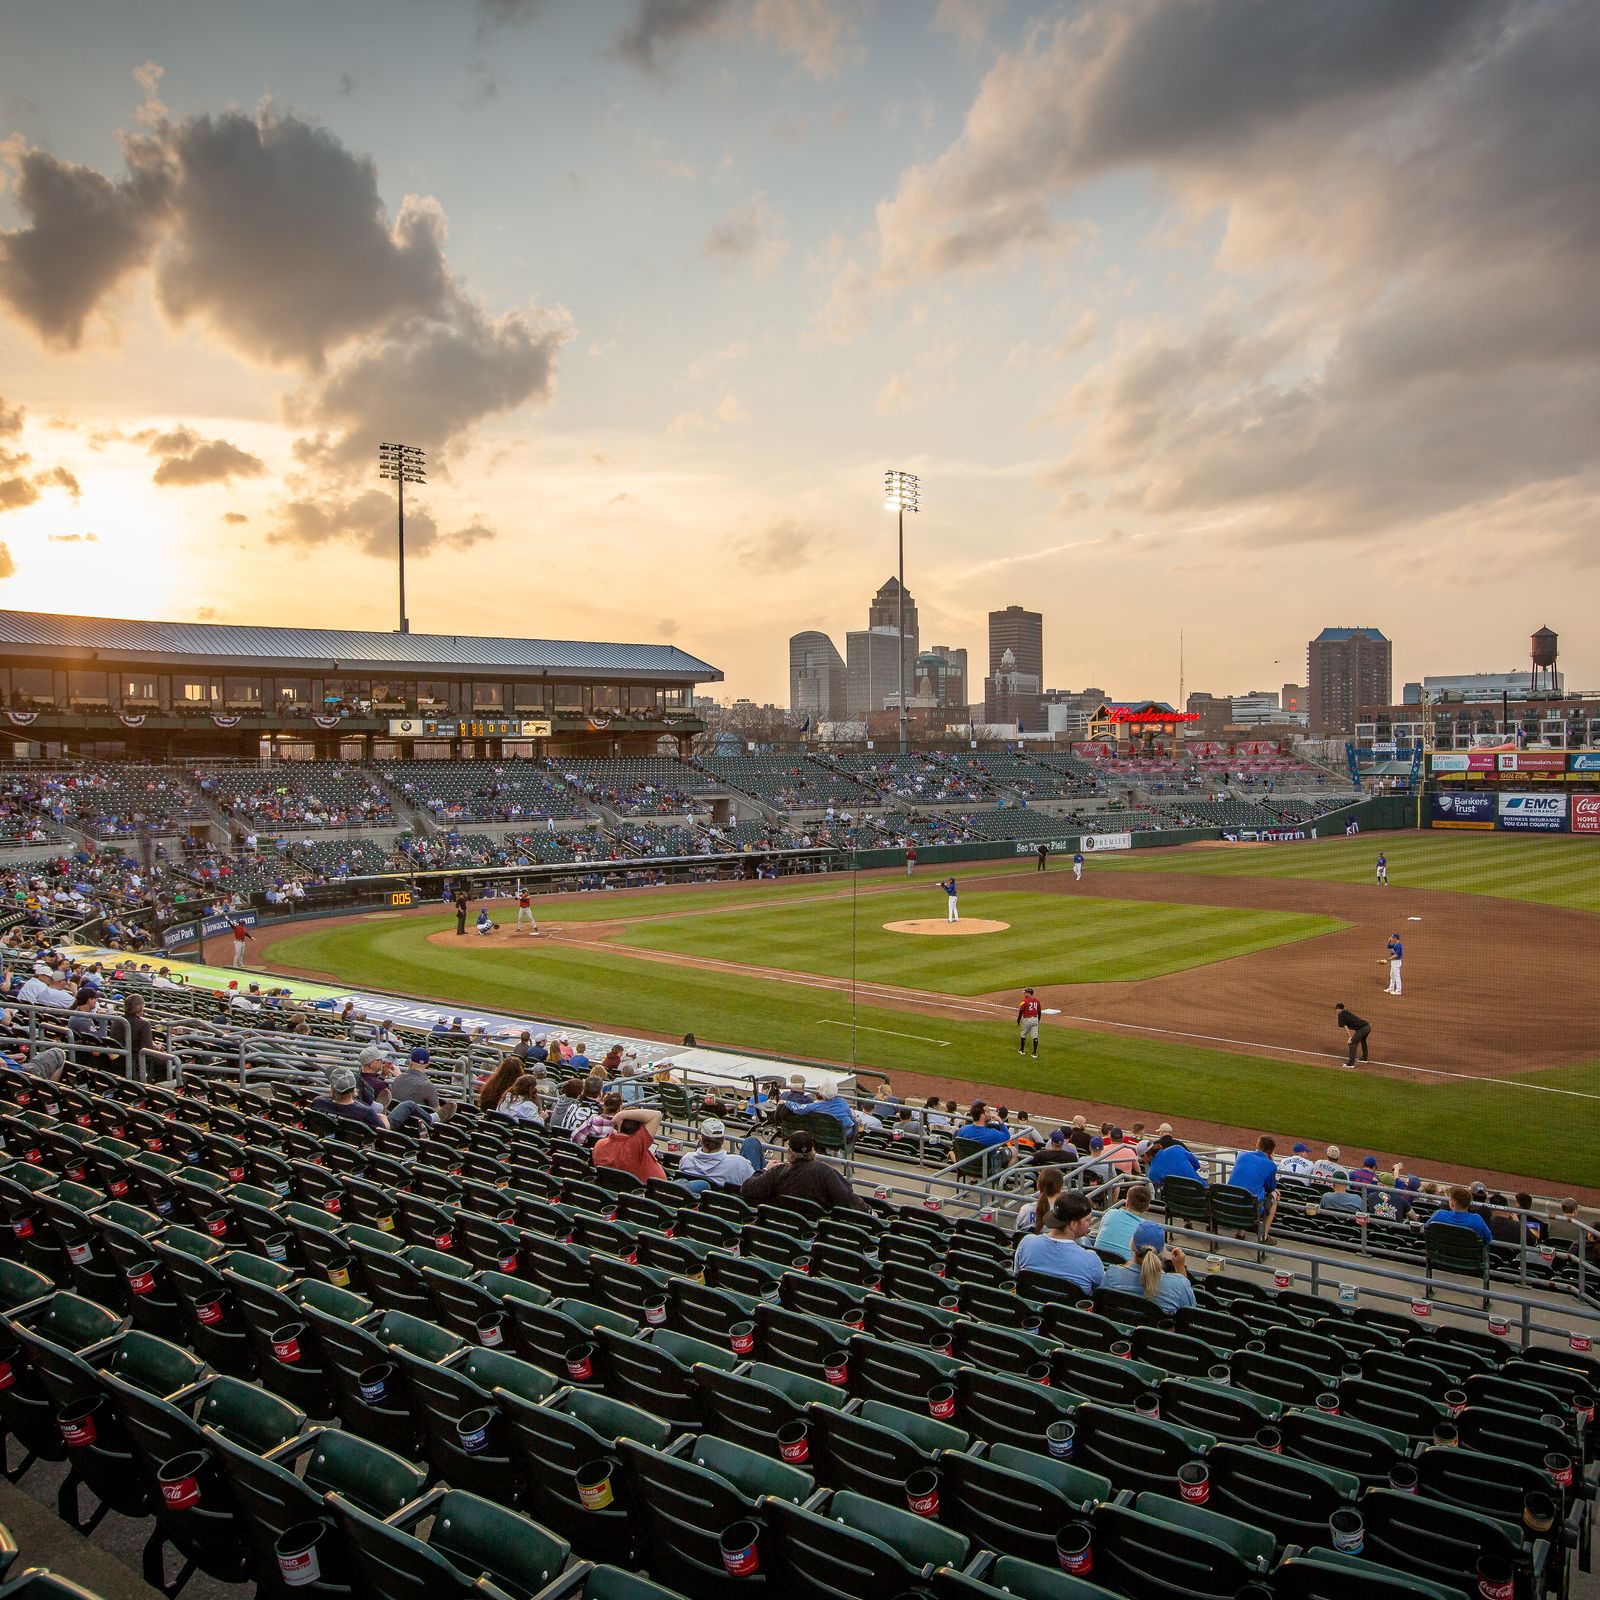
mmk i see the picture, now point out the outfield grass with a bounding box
[609,887,1341,992]
[266,911,1600,1188]
[1099,830,1600,912]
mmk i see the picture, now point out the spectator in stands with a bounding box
[66,991,110,1067]
[676,1118,755,1191]
[1349,1155,1380,1187]
[1014,1192,1104,1293]
[571,1092,622,1147]
[1277,1143,1316,1177]
[1100,1126,1140,1175]
[493,1075,544,1124]
[1318,1177,1365,1215]
[601,1043,624,1073]
[741,1130,864,1212]
[1228,1136,1280,1234]
[920,1095,951,1132]
[1016,1166,1065,1233]
[591,1105,667,1182]
[1427,1184,1494,1243]
[477,1056,523,1112]
[1092,1183,1154,1261]
[16,964,53,1008]
[547,1078,588,1134]
[958,1101,1013,1152]
[1103,1222,1196,1315]
[1516,1193,1547,1245]
[104,993,167,1079]
[6,1044,65,1081]
[314,1067,388,1131]
[1312,1145,1345,1179]
[390,1048,448,1124]
[1487,1193,1533,1246]
[1066,1115,1092,1155]
[569,1041,592,1074]
[1146,1134,1204,1188]
[1074,1135,1116,1188]
[790,1078,853,1137]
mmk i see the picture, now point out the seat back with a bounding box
[1204,1442,1355,1553]
[805,1405,934,1502]
[1086,1501,1259,1599]
[936,1448,1084,1570]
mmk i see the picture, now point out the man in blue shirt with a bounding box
[1014,1191,1104,1293]
[1426,1184,1494,1243]
[956,1101,1014,1173]
[1385,932,1403,995]
[1147,1134,1205,1188]
[790,1079,854,1137]
[938,877,959,923]
[1228,1135,1280,1233]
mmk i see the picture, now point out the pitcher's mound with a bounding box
[883,918,1010,937]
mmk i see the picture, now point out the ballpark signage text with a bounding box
[1498,793,1567,832]
[1571,795,1600,834]
[1569,753,1600,772]
[1080,833,1133,852]
[1432,792,1495,830]
[161,908,259,951]
[1430,754,1470,773]
[388,718,552,738]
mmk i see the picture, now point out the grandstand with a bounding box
[699,754,881,811]
[949,751,1096,800]
[827,753,995,806]
[383,760,590,824]
[554,758,727,815]
[194,761,396,830]
[0,937,1593,1600]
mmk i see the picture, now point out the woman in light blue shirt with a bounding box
[1102,1221,1196,1315]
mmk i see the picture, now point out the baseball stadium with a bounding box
[2,606,1598,1600]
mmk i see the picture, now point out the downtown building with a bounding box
[984,605,1045,731]
[1307,627,1392,736]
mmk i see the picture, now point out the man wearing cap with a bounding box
[1278,1143,1317,1177]
[313,1068,389,1131]
[1017,988,1042,1057]
[16,966,53,1007]
[1348,1155,1380,1187]
[675,1118,755,1191]
[1312,1145,1345,1181]
[389,1047,448,1125]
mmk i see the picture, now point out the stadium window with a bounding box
[67,670,110,705]
[178,678,214,704]
[418,680,453,710]
[275,677,313,707]
[471,681,504,709]
[9,666,55,707]
[661,686,688,709]
[514,682,551,711]
[224,676,263,706]
[591,685,620,711]
[553,681,585,712]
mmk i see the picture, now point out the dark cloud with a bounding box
[142,425,267,486]
[0,396,81,510]
[290,294,568,470]
[656,617,680,638]
[222,511,249,524]
[729,517,835,574]
[613,0,730,75]
[338,74,357,96]
[153,111,450,370]
[0,144,165,347]
[272,488,497,558]
[475,0,547,28]
[0,542,14,579]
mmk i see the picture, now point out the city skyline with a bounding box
[1,1,1597,705]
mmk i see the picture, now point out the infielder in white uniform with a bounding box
[1376,852,1389,885]
[1385,932,1403,995]
[1073,849,1084,882]
[939,877,959,922]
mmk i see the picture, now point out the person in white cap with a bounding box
[675,1117,755,1191]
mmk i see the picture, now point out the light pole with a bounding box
[883,469,920,754]
[378,442,426,634]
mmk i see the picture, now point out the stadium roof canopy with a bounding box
[1312,627,1389,644]
[0,610,722,683]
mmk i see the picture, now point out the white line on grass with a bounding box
[817,1020,952,1047]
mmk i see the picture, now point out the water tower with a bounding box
[1531,626,1559,695]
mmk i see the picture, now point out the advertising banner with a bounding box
[1571,795,1600,834]
[1569,752,1600,772]
[1466,751,1499,771]
[388,717,552,738]
[1430,753,1470,772]
[1432,792,1496,830]
[1513,751,1567,772]
[160,908,258,951]
[1498,792,1568,832]
[1080,832,1133,852]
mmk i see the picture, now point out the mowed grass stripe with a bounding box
[609,890,1342,993]
[1102,832,1600,911]
[264,916,1600,1189]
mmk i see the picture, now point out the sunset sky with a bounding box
[1,0,1596,705]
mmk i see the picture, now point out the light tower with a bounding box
[377,442,426,634]
[883,469,920,754]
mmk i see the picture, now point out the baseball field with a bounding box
[256,831,1600,1191]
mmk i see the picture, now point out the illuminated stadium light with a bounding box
[883,469,920,754]
[378,442,427,635]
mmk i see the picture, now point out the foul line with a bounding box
[817,1020,951,1047]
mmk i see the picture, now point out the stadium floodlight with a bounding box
[883,470,920,755]
[378,442,426,635]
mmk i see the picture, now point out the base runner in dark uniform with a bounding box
[1018,987,1042,1056]
[1334,1002,1370,1068]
